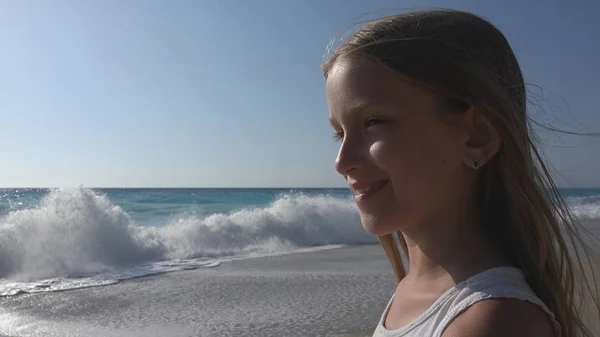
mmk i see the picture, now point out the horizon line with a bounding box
[0,186,598,190]
[0,186,352,190]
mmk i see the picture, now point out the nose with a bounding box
[334,137,363,176]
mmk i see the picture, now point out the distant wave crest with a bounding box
[567,196,600,220]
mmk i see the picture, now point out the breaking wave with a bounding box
[0,187,370,295]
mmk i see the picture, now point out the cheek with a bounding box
[368,141,387,165]
[368,140,412,177]
[368,131,459,186]
[369,134,438,174]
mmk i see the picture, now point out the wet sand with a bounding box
[0,245,397,337]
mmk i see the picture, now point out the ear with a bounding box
[461,106,503,170]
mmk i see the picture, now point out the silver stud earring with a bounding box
[472,160,480,170]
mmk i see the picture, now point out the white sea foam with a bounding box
[0,187,369,296]
[0,187,597,296]
[567,196,600,220]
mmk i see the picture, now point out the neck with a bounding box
[401,217,507,284]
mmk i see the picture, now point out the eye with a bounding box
[364,116,390,128]
[332,130,344,142]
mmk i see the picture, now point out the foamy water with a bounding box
[567,197,600,220]
[0,188,371,295]
[0,187,598,296]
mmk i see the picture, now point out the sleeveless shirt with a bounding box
[372,267,561,337]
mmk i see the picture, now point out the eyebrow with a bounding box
[349,100,394,114]
[328,104,367,127]
[328,101,393,128]
[339,101,390,119]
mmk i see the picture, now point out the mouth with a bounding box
[351,180,389,201]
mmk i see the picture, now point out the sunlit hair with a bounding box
[323,9,599,337]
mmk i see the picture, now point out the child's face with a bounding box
[326,57,472,236]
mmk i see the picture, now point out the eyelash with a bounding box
[333,130,344,142]
[332,117,390,142]
[364,116,388,128]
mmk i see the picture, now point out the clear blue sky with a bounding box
[1,0,598,188]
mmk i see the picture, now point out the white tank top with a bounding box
[372,266,561,337]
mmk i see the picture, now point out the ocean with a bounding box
[0,187,599,336]
[0,187,366,296]
[0,187,598,297]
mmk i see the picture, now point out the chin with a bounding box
[360,215,398,236]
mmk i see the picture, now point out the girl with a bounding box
[324,9,599,337]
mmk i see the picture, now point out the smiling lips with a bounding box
[350,180,389,201]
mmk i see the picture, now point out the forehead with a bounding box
[326,57,416,117]
[327,58,393,109]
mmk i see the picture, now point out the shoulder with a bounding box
[441,297,556,337]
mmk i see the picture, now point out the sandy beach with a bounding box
[0,244,397,337]
[1,220,599,337]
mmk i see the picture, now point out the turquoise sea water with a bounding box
[0,187,598,296]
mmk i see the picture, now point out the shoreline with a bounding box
[1,220,599,336]
[0,244,396,337]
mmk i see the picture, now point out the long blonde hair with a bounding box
[323,9,599,336]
